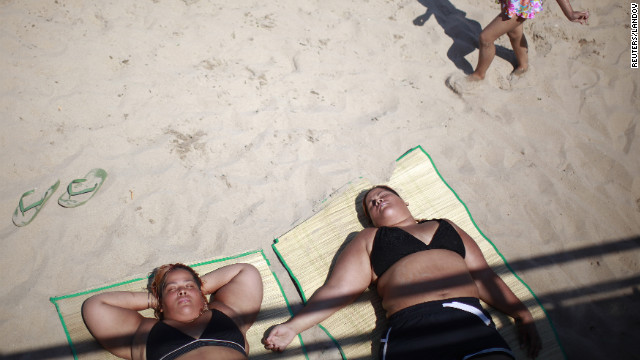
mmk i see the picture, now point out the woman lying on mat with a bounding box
[82,263,262,360]
[264,185,541,359]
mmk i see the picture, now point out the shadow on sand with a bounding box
[413,0,516,74]
[6,236,639,359]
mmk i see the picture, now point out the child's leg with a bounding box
[507,20,529,75]
[470,14,525,80]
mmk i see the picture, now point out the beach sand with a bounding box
[1,0,638,358]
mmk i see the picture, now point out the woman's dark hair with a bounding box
[361,185,401,221]
[147,263,204,319]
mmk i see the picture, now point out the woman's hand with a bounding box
[515,314,542,358]
[262,323,297,352]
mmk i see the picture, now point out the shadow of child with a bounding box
[414,0,515,74]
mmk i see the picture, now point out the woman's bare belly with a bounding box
[375,250,479,317]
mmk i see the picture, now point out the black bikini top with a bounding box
[370,219,466,277]
[146,308,246,360]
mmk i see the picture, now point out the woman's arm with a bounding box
[263,229,375,352]
[201,263,263,333]
[81,291,151,360]
[449,220,542,359]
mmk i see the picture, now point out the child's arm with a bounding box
[556,0,589,24]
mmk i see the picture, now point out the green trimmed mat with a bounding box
[50,250,308,360]
[272,146,565,360]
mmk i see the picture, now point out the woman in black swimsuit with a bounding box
[264,185,541,359]
[82,262,262,360]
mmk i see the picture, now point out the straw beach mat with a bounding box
[50,250,308,360]
[272,146,565,360]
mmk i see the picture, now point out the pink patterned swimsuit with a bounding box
[498,0,543,19]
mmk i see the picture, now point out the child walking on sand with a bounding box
[447,0,589,93]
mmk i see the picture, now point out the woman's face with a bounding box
[161,269,205,317]
[364,187,409,226]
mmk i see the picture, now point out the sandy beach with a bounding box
[1,0,638,359]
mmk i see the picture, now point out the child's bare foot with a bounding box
[508,66,528,79]
[508,65,535,88]
[446,73,482,95]
[466,73,484,82]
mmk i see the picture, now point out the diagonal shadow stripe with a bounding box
[7,236,637,359]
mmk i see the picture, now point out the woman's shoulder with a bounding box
[349,227,379,253]
[137,317,159,336]
[211,302,236,319]
[132,317,159,360]
[357,226,379,239]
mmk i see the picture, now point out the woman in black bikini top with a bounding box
[370,218,466,276]
[264,185,542,360]
[82,262,263,360]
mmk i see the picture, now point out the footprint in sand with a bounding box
[446,72,515,94]
[531,31,552,57]
[507,65,537,89]
[445,73,481,95]
[569,64,600,91]
[164,128,208,162]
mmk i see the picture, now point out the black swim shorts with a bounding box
[379,297,515,360]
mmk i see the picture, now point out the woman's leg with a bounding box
[469,14,526,80]
[507,20,529,75]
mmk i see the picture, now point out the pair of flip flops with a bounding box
[12,168,108,227]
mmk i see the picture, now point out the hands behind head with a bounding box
[148,293,159,309]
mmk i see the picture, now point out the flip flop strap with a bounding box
[19,189,44,215]
[68,179,98,196]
